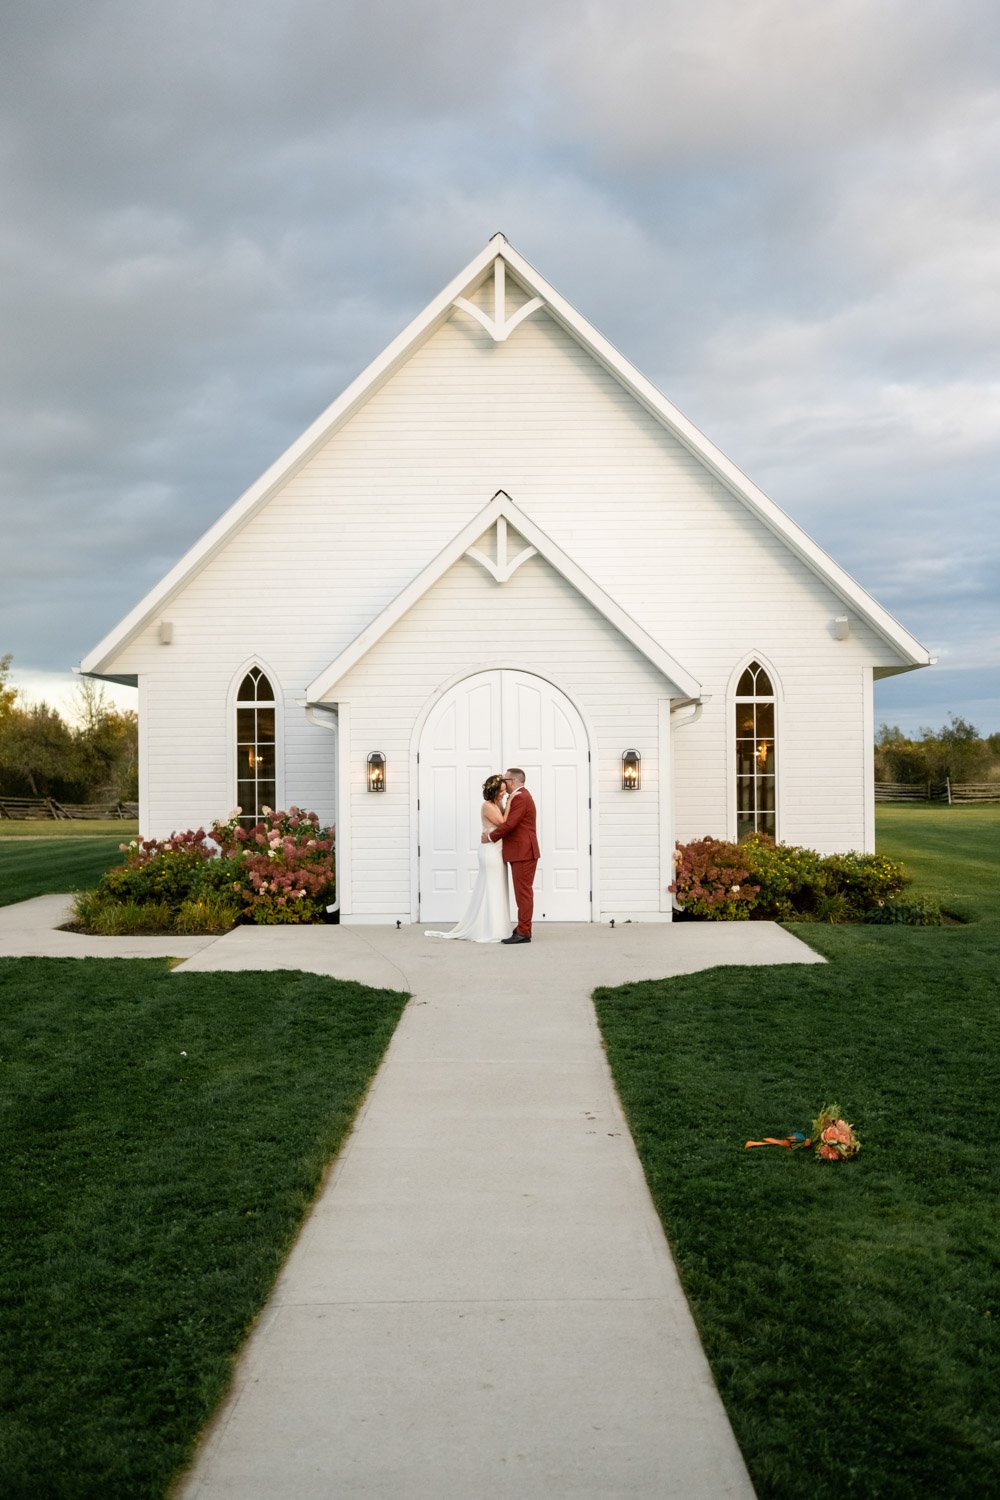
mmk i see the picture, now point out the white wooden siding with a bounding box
[110,295,884,860]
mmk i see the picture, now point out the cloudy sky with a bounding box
[2,0,997,733]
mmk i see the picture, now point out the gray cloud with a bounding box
[1,0,997,735]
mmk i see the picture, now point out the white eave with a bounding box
[306,492,702,702]
[81,233,932,677]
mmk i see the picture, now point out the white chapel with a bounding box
[81,236,932,924]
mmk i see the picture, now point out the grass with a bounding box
[0,959,409,1499]
[594,805,1000,1499]
[0,819,139,838]
[0,837,128,908]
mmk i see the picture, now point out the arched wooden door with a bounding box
[418,670,591,922]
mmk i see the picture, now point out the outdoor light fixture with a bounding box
[622,749,640,790]
[367,752,386,792]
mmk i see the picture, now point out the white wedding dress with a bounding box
[425,812,511,943]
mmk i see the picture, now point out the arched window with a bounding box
[735,661,776,839]
[236,667,277,825]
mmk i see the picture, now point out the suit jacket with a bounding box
[489,787,540,863]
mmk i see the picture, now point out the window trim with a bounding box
[726,653,782,843]
[227,659,284,822]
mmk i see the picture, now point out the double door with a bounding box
[418,670,590,922]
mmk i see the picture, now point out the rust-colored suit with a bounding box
[489,787,540,937]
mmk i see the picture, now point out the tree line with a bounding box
[0,654,138,804]
[875,715,1000,786]
[2,651,995,802]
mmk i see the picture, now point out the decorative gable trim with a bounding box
[82,233,931,677]
[464,515,537,583]
[453,256,544,342]
[305,492,701,703]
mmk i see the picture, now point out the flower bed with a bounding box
[73,808,335,934]
[669,833,925,923]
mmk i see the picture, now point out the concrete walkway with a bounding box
[0,893,216,960]
[2,900,823,1495]
[174,922,821,1499]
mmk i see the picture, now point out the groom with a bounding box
[482,768,539,944]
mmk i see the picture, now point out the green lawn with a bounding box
[0,837,130,908]
[0,820,139,839]
[594,805,999,1500]
[0,960,408,1499]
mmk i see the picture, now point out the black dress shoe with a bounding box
[502,933,531,944]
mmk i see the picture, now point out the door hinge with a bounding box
[589,843,592,855]
[588,796,591,809]
[417,845,421,857]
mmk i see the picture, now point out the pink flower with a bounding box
[818,1144,840,1161]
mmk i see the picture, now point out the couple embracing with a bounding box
[426,769,539,945]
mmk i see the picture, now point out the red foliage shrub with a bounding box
[669,837,760,920]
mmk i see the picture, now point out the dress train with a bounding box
[425,825,511,943]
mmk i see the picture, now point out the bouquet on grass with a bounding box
[745,1103,860,1162]
[810,1105,861,1161]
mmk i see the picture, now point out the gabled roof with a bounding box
[306,492,701,702]
[81,233,932,676]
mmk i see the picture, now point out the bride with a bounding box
[425,773,512,942]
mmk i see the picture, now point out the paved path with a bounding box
[0,893,215,960]
[172,923,821,1498]
[2,901,823,1494]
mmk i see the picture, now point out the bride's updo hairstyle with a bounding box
[482,773,505,803]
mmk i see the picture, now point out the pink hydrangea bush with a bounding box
[668,837,760,920]
[211,807,335,925]
[78,807,335,932]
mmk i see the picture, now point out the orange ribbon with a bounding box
[744,1134,810,1150]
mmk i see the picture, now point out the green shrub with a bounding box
[175,893,241,935]
[863,894,943,926]
[244,894,328,925]
[740,835,827,919]
[811,891,852,924]
[821,849,909,916]
[72,893,174,935]
[96,832,217,914]
[195,855,246,899]
[671,835,913,924]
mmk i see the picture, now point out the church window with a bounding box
[735,661,776,840]
[236,668,277,825]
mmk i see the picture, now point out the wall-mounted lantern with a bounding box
[367,752,386,792]
[622,749,640,790]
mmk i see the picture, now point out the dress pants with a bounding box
[510,858,537,937]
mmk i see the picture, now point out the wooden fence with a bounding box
[949,783,1000,804]
[0,797,137,821]
[875,781,1000,805]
